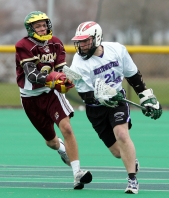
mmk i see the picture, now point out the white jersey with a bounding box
[70,42,138,93]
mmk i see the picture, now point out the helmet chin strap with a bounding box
[33,31,52,41]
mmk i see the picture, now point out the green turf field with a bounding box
[0,109,169,198]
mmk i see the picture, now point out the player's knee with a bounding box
[114,124,129,143]
[114,129,129,143]
[62,126,73,136]
[59,118,73,135]
[118,133,127,143]
[60,123,74,137]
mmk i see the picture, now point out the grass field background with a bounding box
[0,78,169,107]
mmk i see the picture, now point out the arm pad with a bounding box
[23,62,47,84]
[125,70,146,94]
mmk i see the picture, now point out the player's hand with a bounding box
[96,97,118,107]
[138,89,162,120]
[94,78,124,107]
[45,71,74,93]
[98,91,124,107]
[97,91,123,107]
[110,91,124,102]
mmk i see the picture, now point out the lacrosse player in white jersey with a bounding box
[70,21,162,194]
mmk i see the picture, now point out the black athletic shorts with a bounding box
[86,101,132,148]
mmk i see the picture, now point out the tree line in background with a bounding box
[0,0,169,45]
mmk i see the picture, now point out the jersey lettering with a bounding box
[38,53,56,63]
[93,61,119,75]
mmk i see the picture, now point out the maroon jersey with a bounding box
[15,36,67,96]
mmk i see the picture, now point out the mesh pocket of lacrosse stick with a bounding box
[63,66,82,81]
[94,78,117,100]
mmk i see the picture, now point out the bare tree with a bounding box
[100,0,169,44]
[1,0,169,45]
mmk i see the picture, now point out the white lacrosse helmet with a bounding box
[72,21,103,59]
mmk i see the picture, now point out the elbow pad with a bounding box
[23,62,47,84]
[125,70,146,94]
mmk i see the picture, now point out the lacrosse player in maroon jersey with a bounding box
[15,11,92,189]
[70,21,162,194]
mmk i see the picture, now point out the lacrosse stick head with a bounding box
[94,78,118,107]
[94,78,117,100]
[62,66,82,81]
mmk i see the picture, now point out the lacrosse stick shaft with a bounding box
[122,98,146,110]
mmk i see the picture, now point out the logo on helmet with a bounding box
[82,22,97,32]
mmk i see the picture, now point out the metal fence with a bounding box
[0,45,168,108]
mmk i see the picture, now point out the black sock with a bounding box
[128,173,135,180]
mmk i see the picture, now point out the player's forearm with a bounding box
[23,62,47,84]
[125,70,146,94]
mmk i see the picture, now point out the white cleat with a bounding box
[74,170,92,190]
[125,177,139,194]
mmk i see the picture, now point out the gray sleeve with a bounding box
[23,62,47,84]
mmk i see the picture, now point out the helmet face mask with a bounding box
[72,21,103,60]
[24,11,52,41]
[74,36,97,60]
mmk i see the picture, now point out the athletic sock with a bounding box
[70,160,80,176]
[57,141,66,153]
[128,173,136,180]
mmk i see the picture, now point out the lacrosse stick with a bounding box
[122,98,146,110]
[94,78,146,110]
[63,66,82,81]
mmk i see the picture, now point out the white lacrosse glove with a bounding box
[138,88,162,120]
[94,78,124,107]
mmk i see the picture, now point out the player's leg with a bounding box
[58,115,92,189]
[59,116,78,162]
[46,136,70,166]
[21,93,70,165]
[23,91,92,189]
[112,127,139,194]
[113,123,136,174]
[108,143,140,174]
[99,121,138,175]
[86,103,139,193]
[108,141,121,158]
[49,90,92,189]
